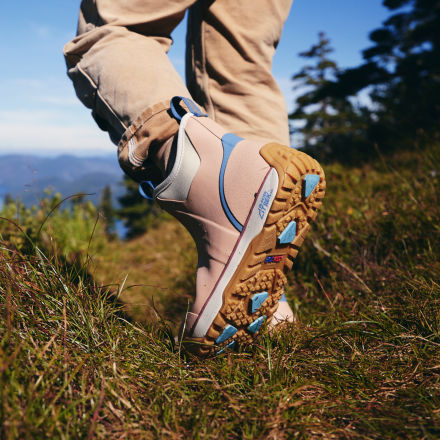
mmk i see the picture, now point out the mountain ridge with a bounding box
[0,154,125,207]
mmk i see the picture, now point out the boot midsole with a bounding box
[191,167,279,338]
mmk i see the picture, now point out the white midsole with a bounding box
[192,168,279,338]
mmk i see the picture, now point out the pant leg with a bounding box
[186,0,293,145]
[64,0,196,181]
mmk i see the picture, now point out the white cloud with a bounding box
[0,110,115,156]
[0,74,117,156]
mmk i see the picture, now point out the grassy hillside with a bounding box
[1,145,439,439]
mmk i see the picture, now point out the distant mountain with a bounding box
[0,154,126,208]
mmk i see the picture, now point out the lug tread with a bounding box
[183,144,325,356]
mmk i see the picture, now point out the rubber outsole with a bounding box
[182,144,326,357]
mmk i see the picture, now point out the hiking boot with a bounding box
[141,97,325,356]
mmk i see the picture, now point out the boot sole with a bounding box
[182,144,325,357]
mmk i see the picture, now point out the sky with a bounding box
[0,0,390,157]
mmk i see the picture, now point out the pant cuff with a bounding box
[117,100,179,182]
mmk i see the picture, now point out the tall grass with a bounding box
[1,146,439,439]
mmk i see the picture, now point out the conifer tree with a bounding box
[3,194,14,206]
[317,0,440,148]
[290,32,369,161]
[99,185,116,238]
[117,175,165,239]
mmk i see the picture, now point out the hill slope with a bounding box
[1,145,439,438]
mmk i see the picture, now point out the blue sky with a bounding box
[0,0,389,156]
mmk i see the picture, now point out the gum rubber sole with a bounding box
[182,143,326,357]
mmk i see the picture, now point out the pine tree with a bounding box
[320,0,440,147]
[117,175,166,239]
[3,194,14,205]
[368,0,440,142]
[290,32,369,161]
[99,185,116,238]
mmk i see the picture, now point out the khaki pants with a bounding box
[64,0,293,178]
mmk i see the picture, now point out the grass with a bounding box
[1,144,439,439]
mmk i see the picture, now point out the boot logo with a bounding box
[264,255,283,263]
[258,189,273,219]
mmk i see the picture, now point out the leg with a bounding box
[64,0,197,180]
[186,0,296,329]
[186,0,293,145]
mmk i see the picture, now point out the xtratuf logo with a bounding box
[258,189,273,219]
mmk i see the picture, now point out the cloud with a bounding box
[0,74,114,156]
[2,79,78,107]
[0,109,115,156]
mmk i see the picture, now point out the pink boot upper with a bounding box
[153,113,271,332]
